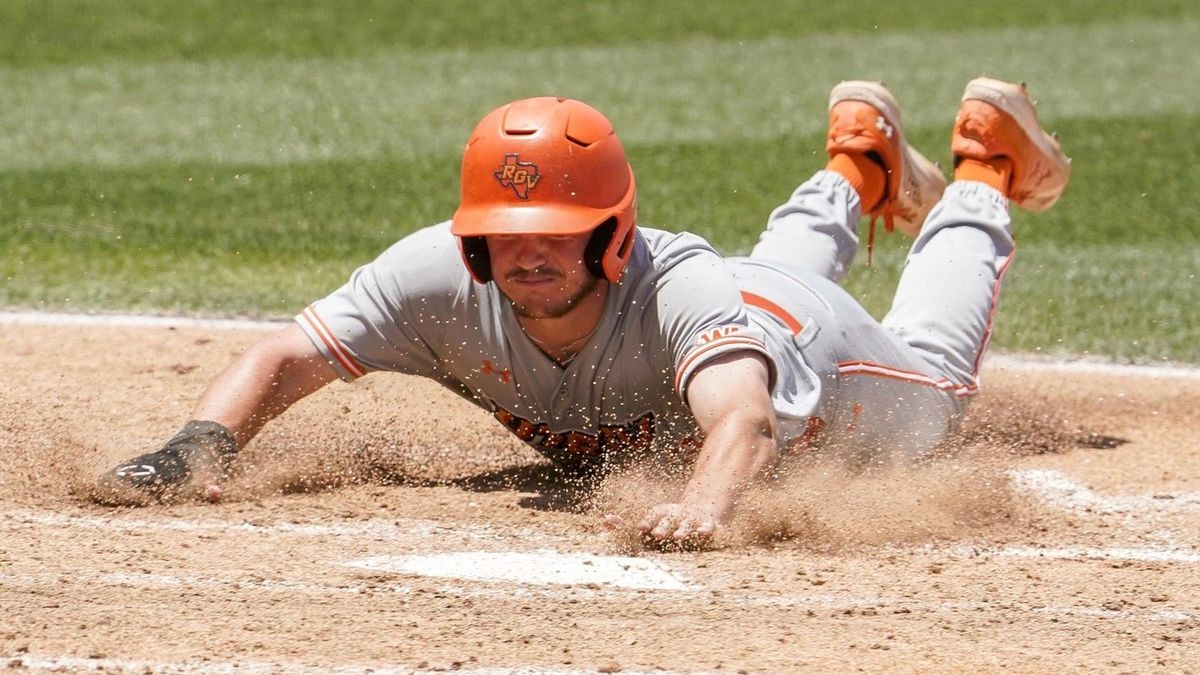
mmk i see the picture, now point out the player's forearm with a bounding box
[680,409,778,521]
[191,326,336,446]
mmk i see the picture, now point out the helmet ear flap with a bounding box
[459,236,492,283]
[604,214,637,282]
[584,218,617,281]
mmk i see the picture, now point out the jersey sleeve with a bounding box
[643,233,778,402]
[295,222,463,382]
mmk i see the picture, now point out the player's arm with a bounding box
[196,226,456,442]
[639,350,778,542]
[191,323,339,446]
[94,323,340,502]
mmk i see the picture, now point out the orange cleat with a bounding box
[952,77,1071,210]
[827,81,946,237]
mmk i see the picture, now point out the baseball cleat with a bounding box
[952,77,1071,210]
[826,81,947,237]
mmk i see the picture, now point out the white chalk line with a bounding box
[0,569,634,603]
[996,545,1200,564]
[0,570,395,597]
[2,567,1195,625]
[0,310,286,332]
[0,654,670,675]
[983,353,1200,381]
[1010,468,1200,515]
[742,589,1197,623]
[1,310,1197,379]
[5,502,1197,568]
[0,509,556,546]
[344,550,694,591]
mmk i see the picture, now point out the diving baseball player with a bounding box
[99,77,1070,544]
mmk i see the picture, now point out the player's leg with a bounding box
[881,78,1071,386]
[742,82,958,458]
[749,82,945,282]
[731,256,969,459]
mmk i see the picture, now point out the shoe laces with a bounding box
[866,216,879,266]
[864,189,915,266]
[957,110,1005,157]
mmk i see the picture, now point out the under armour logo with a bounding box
[480,360,512,383]
[116,464,157,478]
[875,116,894,139]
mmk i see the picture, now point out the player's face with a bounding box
[488,232,602,319]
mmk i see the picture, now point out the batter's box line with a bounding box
[1,568,1194,626]
[0,653,680,675]
[0,508,563,546]
[1010,468,1200,515]
[936,543,1200,564]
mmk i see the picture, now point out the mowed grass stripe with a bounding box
[7,114,1195,256]
[4,0,1194,67]
[2,18,1197,170]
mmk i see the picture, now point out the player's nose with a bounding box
[512,237,550,269]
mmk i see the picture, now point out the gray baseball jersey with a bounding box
[296,221,804,472]
[297,170,1017,468]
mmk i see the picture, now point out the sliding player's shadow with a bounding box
[447,463,595,513]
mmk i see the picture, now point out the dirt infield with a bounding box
[1,321,1197,673]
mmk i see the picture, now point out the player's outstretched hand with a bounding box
[636,502,721,548]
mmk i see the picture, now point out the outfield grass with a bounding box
[3,0,1194,66]
[2,3,1197,362]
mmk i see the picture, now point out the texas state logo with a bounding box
[493,153,542,199]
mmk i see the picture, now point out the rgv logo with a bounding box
[493,153,542,199]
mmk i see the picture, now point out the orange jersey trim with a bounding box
[837,360,977,398]
[673,335,767,396]
[302,305,367,379]
[741,291,804,335]
[970,245,1016,381]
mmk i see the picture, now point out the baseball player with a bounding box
[99,77,1069,544]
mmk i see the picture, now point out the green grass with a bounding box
[4,113,1196,359]
[3,0,1194,67]
[4,18,1199,170]
[2,2,1197,362]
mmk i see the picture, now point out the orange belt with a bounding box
[740,291,804,335]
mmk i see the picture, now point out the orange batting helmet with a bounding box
[450,97,638,283]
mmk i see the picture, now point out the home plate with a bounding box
[342,550,693,590]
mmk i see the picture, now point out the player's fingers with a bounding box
[674,516,717,541]
[637,514,656,532]
[670,518,697,540]
[638,504,674,533]
[693,517,718,539]
[602,514,625,530]
[649,512,681,540]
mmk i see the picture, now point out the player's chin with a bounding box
[509,294,579,320]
